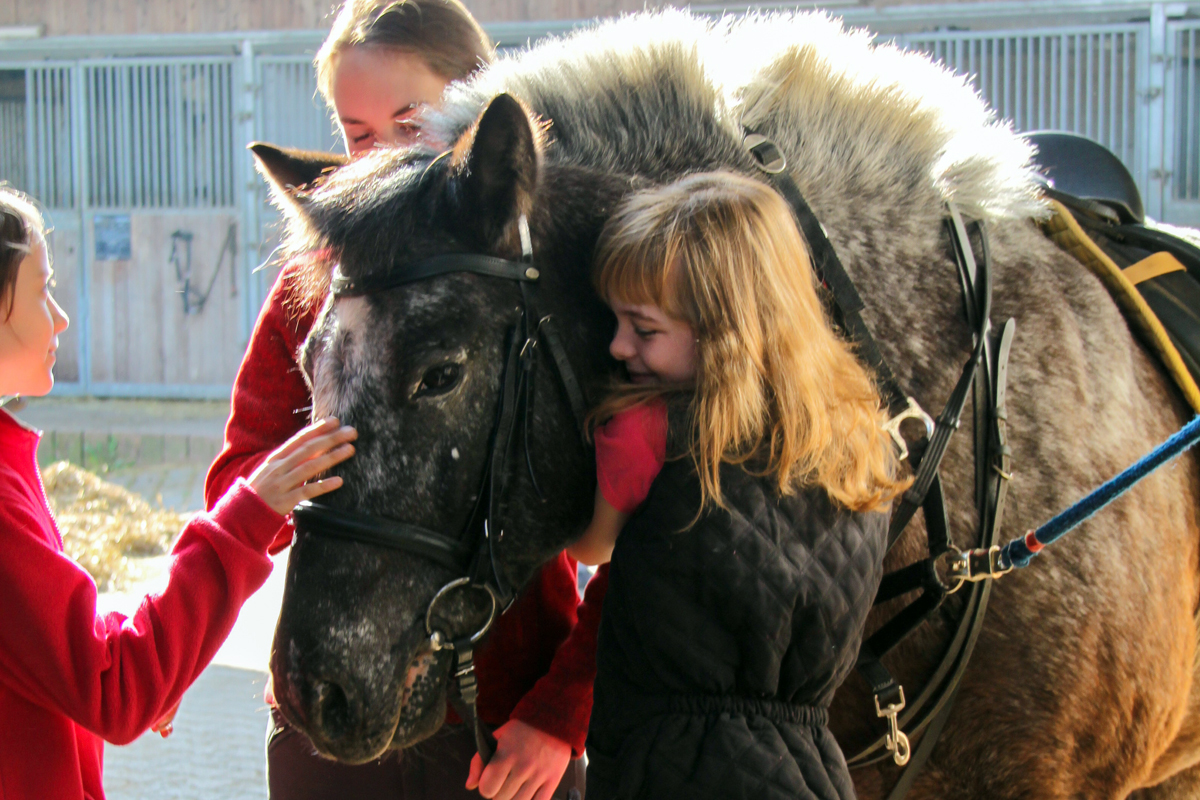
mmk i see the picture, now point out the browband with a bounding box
[331,254,541,297]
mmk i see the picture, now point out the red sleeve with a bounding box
[509,562,609,757]
[594,401,668,514]
[505,406,664,752]
[205,263,319,554]
[0,480,283,745]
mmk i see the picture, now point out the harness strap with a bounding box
[886,322,988,548]
[446,636,498,761]
[538,317,589,437]
[745,132,909,418]
[480,320,528,607]
[742,129,1009,782]
[848,319,1014,773]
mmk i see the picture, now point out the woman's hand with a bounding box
[248,418,357,516]
[465,720,572,800]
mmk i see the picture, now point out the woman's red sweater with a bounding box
[204,265,606,756]
[0,408,284,800]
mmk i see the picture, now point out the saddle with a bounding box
[1028,131,1200,413]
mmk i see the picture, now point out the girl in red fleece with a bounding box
[0,187,357,800]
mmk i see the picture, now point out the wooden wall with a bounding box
[0,0,1003,35]
[86,211,245,388]
[0,0,336,36]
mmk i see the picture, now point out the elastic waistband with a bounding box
[644,695,828,726]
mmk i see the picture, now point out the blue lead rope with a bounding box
[998,414,1200,570]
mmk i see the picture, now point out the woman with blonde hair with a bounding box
[207,2,590,798]
[567,171,908,800]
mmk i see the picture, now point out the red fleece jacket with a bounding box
[0,408,283,800]
[204,264,606,756]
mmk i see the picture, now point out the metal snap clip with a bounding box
[874,687,911,766]
[882,397,936,461]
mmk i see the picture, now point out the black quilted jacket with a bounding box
[585,459,888,800]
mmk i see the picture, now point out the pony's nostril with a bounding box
[311,679,354,741]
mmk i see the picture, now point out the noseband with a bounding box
[291,214,588,761]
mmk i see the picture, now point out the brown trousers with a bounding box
[266,707,585,799]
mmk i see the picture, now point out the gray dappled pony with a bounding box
[256,11,1200,798]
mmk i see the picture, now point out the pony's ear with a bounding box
[456,94,542,249]
[249,142,348,195]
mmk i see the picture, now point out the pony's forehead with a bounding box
[296,145,453,260]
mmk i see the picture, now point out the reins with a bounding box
[292,211,588,765]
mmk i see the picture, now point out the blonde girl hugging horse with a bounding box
[569,171,910,800]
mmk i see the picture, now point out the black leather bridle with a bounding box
[291,213,588,762]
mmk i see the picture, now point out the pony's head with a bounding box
[255,95,613,761]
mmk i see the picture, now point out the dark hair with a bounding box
[0,188,44,320]
[316,0,495,102]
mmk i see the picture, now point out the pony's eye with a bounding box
[413,363,463,399]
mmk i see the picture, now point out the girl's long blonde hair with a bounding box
[593,171,909,514]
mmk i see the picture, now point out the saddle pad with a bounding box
[1039,198,1200,414]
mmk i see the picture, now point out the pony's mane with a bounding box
[426,9,1044,222]
[283,9,1046,276]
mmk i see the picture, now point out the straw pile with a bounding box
[41,461,189,592]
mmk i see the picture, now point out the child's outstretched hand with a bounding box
[248,418,357,515]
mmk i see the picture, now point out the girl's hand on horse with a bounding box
[248,418,357,516]
[465,719,572,800]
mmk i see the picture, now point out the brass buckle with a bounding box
[942,544,1013,594]
[882,397,935,461]
[874,687,911,766]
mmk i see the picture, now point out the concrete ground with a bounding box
[96,552,285,800]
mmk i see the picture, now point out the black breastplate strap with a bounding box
[744,130,1014,794]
